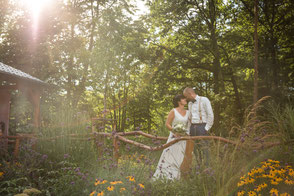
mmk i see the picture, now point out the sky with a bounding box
[133,0,149,19]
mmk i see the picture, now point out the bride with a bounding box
[152,94,189,180]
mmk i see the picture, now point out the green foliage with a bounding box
[265,101,294,141]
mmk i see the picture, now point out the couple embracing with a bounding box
[152,87,214,180]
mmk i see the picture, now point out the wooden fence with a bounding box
[1,126,288,175]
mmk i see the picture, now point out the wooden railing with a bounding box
[1,129,289,173]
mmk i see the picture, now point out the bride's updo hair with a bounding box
[173,94,185,107]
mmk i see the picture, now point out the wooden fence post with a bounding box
[113,135,119,163]
[13,136,20,158]
[180,140,194,179]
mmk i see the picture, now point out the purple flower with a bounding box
[71,181,75,185]
[64,154,70,159]
[42,154,48,160]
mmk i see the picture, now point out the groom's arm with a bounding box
[187,102,192,131]
[204,98,214,131]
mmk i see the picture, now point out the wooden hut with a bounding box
[0,62,47,137]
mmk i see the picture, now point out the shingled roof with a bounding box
[0,62,46,86]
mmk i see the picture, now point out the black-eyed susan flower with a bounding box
[284,179,294,185]
[289,169,294,177]
[107,186,114,191]
[247,178,255,184]
[270,178,279,185]
[138,183,145,189]
[280,193,291,196]
[255,185,262,192]
[97,191,104,196]
[110,180,123,185]
[237,190,245,196]
[0,172,4,178]
[260,182,267,188]
[248,190,257,196]
[120,187,126,192]
[269,188,278,195]
[89,191,96,196]
[237,181,245,187]
[126,176,135,182]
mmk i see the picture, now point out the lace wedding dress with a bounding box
[152,108,189,180]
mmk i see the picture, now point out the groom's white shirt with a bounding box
[188,95,214,131]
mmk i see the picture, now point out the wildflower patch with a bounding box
[237,159,294,195]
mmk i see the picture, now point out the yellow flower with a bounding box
[110,180,123,185]
[280,193,291,196]
[271,160,280,164]
[89,191,96,196]
[120,187,126,192]
[97,191,104,196]
[107,186,114,191]
[95,179,108,186]
[260,183,268,188]
[279,168,286,174]
[289,169,294,176]
[255,185,262,192]
[271,178,279,185]
[248,191,257,196]
[138,183,145,189]
[94,180,100,186]
[284,179,294,185]
[126,176,135,182]
[270,188,278,195]
[0,172,4,177]
[247,178,255,184]
[257,168,264,173]
[237,181,245,187]
[237,190,245,196]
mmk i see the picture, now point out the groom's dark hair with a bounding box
[173,94,185,107]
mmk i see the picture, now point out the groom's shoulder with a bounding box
[200,96,210,102]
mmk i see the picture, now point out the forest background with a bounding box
[0,0,293,135]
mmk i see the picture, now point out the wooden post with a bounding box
[27,89,41,129]
[92,118,104,159]
[180,140,194,179]
[113,135,119,163]
[253,0,259,103]
[13,137,20,157]
[0,90,11,152]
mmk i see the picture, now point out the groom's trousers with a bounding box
[190,123,210,167]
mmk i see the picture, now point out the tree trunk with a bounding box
[208,0,224,130]
[67,22,75,106]
[253,0,259,103]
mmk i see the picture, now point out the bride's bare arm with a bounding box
[165,109,175,131]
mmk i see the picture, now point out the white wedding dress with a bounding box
[152,108,189,180]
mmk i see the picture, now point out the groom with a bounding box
[183,87,214,167]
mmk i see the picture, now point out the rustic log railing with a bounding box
[1,130,290,175]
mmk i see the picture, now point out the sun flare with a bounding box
[21,0,52,16]
[19,0,52,38]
